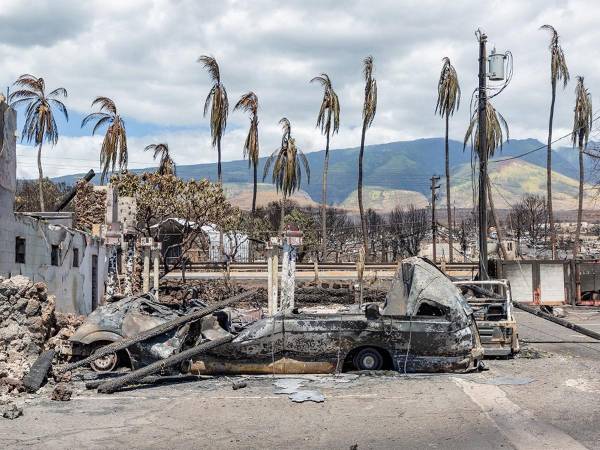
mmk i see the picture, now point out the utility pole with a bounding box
[477,30,489,280]
[430,175,441,262]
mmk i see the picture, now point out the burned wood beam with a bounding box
[54,169,95,212]
[515,302,600,341]
[97,335,234,393]
[56,289,256,373]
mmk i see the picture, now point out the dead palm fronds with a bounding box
[571,76,593,257]
[435,57,461,262]
[311,73,340,259]
[358,56,377,258]
[541,24,570,258]
[263,118,310,230]
[9,74,68,211]
[81,97,128,184]
[234,92,259,213]
[464,101,509,259]
[198,55,228,184]
[145,143,176,176]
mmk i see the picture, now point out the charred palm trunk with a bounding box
[486,176,508,259]
[320,130,330,261]
[358,122,369,259]
[445,113,453,261]
[216,135,223,184]
[251,163,257,214]
[574,135,584,257]
[37,141,45,212]
[280,194,286,233]
[547,79,557,259]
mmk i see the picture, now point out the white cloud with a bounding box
[4,0,600,177]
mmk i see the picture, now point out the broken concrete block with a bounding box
[51,383,72,401]
[1,401,23,419]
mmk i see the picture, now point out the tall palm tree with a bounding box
[9,74,68,211]
[145,143,176,175]
[263,118,310,230]
[541,25,569,259]
[358,56,377,257]
[310,73,340,259]
[435,57,460,262]
[198,55,228,184]
[81,97,127,184]
[464,101,510,259]
[571,76,592,258]
[234,92,260,214]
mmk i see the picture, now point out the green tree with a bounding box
[81,97,128,184]
[234,92,260,214]
[541,25,569,259]
[145,143,175,175]
[571,76,592,257]
[9,74,68,211]
[435,57,460,262]
[263,118,310,231]
[310,73,340,259]
[358,56,377,258]
[464,101,509,259]
[198,55,228,184]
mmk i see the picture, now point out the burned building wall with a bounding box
[0,99,107,315]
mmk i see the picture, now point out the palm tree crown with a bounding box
[234,92,259,167]
[263,118,310,198]
[310,73,340,136]
[572,76,592,146]
[362,56,377,128]
[9,74,68,211]
[464,102,509,159]
[435,57,461,117]
[145,143,176,175]
[541,25,570,88]
[81,97,128,183]
[198,55,228,183]
[9,74,68,145]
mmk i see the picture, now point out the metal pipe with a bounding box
[515,302,600,341]
[54,169,95,212]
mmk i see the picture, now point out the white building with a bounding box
[0,98,106,315]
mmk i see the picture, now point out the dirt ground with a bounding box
[3,309,600,449]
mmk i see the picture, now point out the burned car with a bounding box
[454,280,519,357]
[68,257,483,375]
[192,257,484,374]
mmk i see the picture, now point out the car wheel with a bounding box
[89,344,119,373]
[353,348,383,370]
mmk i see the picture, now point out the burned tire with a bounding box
[89,343,118,373]
[353,348,383,371]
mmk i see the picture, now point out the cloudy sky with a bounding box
[2,0,599,179]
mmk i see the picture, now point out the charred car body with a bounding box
[454,280,519,357]
[67,257,484,374]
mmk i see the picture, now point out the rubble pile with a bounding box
[73,180,106,232]
[46,312,85,351]
[0,276,56,394]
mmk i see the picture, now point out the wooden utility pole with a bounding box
[430,175,441,262]
[477,30,489,280]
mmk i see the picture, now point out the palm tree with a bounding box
[571,76,592,258]
[81,97,127,184]
[198,55,228,184]
[145,143,176,175]
[263,118,310,230]
[541,25,569,259]
[358,56,377,257]
[435,57,460,262]
[234,92,260,214]
[464,101,509,259]
[9,75,68,211]
[310,73,340,259]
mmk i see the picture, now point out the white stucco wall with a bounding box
[0,214,106,315]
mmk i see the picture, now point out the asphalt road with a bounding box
[3,309,600,449]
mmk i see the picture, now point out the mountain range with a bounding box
[52,137,600,212]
